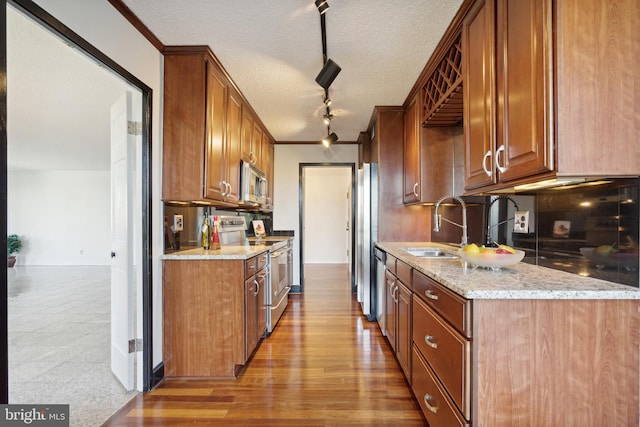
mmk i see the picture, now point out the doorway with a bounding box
[299,163,356,292]
[2,0,153,405]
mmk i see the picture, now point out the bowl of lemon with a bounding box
[458,243,525,270]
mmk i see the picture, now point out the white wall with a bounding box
[273,144,358,286]
[303,167,351,264]
[32,0,164,370]
[8,170,110,265]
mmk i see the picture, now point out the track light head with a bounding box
[324,97,332,107]
[315,58,341,89]
[323,113,333,125]
[322,132,338,147]
[315,0,329,14]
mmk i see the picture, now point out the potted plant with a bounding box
[7,234,22,268]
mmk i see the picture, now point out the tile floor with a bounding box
[7,265,138,426]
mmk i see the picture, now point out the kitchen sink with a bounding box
[403,247,458,259]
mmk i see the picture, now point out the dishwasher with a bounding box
[374,247,386,335]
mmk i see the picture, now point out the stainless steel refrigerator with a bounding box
[356,163,378,321]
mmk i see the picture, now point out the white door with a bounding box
[110,92,135,390]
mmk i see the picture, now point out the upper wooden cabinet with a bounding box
[163,46,274,207]
[463,0,639,192]
[463,0,553,191]
[403,95,421,204]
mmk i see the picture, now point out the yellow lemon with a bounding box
[463,243,480,254]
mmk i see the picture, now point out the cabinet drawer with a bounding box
[245,256,257,278]
[413,270,471,337]
[385,254,396,275]
[256,251,268,272]
[396,259,412,289]
[413,296,470,418]
[412,345,468,427]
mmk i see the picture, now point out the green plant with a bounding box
[7,234,22,256]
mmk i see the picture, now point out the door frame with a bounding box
[1,0,155,401]
[298,163,356,293]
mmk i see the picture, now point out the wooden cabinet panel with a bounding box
[252,122,263,171]
[413,269,471,338]
[463,0,496,190]
[256,268,268,337]
[495,0,553,183]
[412,346,469,427]
[384,270,397,351]
[225,87,242,202]
[163,260,245,378]
[162,53,207,201]
[396,281,412,380]
[240,108,254,164]
[203,60,228,200]
[414,296,470,418]
[396,259,412,289]
[244,275,259,359]
[403,95,420,203]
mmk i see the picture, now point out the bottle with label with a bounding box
[211,215,221,250]
[201,214,211,250]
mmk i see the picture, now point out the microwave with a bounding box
[240,161,267,205]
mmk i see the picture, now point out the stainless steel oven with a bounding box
[266,239,291,333]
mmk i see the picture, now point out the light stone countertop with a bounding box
[161,245,269,260]
[376,242,640,300]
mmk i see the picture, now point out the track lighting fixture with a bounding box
[322,132,338,147]
[315,58,341,89]
[315,0,329,14]
[324,97,332,107]
[323,113,333,125]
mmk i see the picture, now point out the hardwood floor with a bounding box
[103,264,425,426]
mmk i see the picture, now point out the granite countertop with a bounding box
[376,242,640,300]
[161,245,269,260]
[161,236,293,260]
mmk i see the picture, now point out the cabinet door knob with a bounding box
[482,150,493,177]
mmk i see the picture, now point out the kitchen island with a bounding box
[377,241,640,427]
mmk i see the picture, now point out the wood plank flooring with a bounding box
[103,264,426,426]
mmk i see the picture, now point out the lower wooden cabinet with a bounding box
[162,252,268,379]
[384,266,412,382]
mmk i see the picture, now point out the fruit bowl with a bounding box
[458,247,525,270]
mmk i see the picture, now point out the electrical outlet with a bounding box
[173,214,184,232]
[514,211,529,233]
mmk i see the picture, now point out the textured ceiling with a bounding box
[121,0,464,142]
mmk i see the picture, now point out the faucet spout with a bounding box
[433,195,468,246]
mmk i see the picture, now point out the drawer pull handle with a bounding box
[425,335,438,349]
[424,394,438,414]
[424,290,439,300]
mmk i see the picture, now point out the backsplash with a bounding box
[162,205,273,252]
[490,178,639,287]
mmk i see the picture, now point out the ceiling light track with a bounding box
[314,1,340,147]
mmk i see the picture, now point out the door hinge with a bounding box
[128,338,143,353]
[127,121,142,136]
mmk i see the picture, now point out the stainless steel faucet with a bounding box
[433,195,468,246]
[485,195,519,246]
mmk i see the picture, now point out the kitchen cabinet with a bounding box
[463,0,553,191]
[163,47,237,204]
[244,253,268,359]
[367,107,431,241]
[403,95,420,204]
[463,0,639,192]
[384,256,412,380]
[162,251,269,378]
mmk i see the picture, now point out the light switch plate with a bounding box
[173,214,184,232]
[514,211,529,233]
